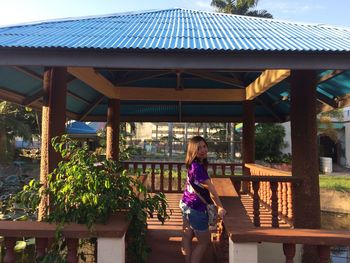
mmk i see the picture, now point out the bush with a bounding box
[12,135,170,263]
[255,123,287,163]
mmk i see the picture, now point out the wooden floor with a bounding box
[146,193,291,263]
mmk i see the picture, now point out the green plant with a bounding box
[13,135,169,263]
[255,123,287,163]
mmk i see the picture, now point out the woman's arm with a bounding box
[201,179,227,218]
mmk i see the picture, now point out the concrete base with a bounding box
[97,234,125,263]
[258,243,302,263]
[229,240,258,263]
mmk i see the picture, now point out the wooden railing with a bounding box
[212,178,350,263]
[123,161,243,193]
[244,163,297,226]
[0,213,129,263]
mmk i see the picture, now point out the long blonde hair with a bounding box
[185,136,208,169]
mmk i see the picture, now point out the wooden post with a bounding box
[38,67,67,220]
[290,70,320,262]
[242,100,255,192]
[106,99,120,161]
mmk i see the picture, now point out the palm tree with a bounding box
[211,0,273,18]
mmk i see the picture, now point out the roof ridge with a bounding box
[0,7,349,31]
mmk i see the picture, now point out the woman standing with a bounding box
[180,136,226,263]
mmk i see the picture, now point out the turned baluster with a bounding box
[151,163,155,192]
[270,182,279,228]
[36,238,48,259]
[283,243,296,263]
[4,237,16,263]
[160,163,164,192]
[252,181,260,227]
[177,164,182,191]
[168,163,173,192]
[267,181,272,206]
[282,182,287,217]
[261,181,267,205]
[230,164,235,176]
[317,245,331,263]
[66,238,78,263]
[212,165,217,177]
[278,182,282,214]
[287,182,293,221]
[221,164,225,176]
[142,163,146,173]
[133,162,138,174]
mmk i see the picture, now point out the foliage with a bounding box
[211,0,273,18]
[0,100,40,163]
[318,109,344,143]
[13,135,170,263]
[255,123,287,163]
[97,123,139,161]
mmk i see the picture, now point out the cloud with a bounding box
[195,1,212,10]
[260,0,325,14]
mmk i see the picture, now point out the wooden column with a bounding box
[290,70,320,263]
[106,99,120,161]
[38,67,67,220]
[243,100,255,175]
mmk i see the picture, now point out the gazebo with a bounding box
[0,8,350,263]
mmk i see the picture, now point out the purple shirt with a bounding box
[181,161,211,211]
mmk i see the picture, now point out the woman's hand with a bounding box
[218,206,227,219]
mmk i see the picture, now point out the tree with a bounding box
[255,123,287,163]
[0,101,39,163]
[211,0,273,18]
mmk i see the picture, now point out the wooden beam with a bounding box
[186,70,245,88]
[256,97,283,122]
[0,87,24,104]
[117,87,245,101]
[115,71,171,85]
[12,66,42,80]
[22,90,44,106]
[246,69,291,100]
[317,70,344,84]
[67,67,118,98]
[316,91,338,109]
[79,95,104,121]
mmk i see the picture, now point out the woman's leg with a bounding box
[182,217,194,263]
[191,230,211,263]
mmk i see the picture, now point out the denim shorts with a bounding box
[179,200,209,232]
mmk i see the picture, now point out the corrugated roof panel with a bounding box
[0,8,349,52]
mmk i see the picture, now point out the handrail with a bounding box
[0,213,130,263]
[122,161,243,193]
[245,163,291,176]
[212,178,350,263]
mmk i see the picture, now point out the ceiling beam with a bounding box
[79,95,105,121]
[246,69,291,100]
[256,97,283,122]
[115,70,172,85]
[317,70,344,84]
[68,67,118,98]
[23,90,43,106]
[12,66,42,80]
[117,87,245,101]
[186,70,245,88]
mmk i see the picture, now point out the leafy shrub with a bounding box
[13,135,169,263]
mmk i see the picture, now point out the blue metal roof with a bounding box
[66,121,96,134]
[0,8,349,52]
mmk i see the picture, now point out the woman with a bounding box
[180,136,226,263]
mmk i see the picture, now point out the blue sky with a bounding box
[0,0,349,27]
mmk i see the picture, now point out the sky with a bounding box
[0,0,349,28]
